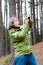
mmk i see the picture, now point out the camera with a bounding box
[28,17,30,20]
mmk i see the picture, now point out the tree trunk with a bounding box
[9,0,16,17]
[16,0,23,24]
[0,0,4,57]
[31,0,37,44]
[25,0,27,17]
[20,0,23,24]
[17,0,20,21]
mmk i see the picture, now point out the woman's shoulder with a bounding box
[9,28,16,33]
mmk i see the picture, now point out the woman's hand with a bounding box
[24,17,30,23]
[25,17,32,28]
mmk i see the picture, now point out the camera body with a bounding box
[28,17,30,20]
[27,17,32,28]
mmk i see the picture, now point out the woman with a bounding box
[9,16,37,65]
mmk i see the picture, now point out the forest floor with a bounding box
[0,42,43,65]
[33,42,43,65]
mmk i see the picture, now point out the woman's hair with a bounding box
[9,16,18,29]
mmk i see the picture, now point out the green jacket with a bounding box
[9,23,32,57]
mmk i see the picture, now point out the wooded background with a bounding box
[0,0,43,58]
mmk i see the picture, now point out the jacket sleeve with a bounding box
[9,23,30,42]
[21,23,30,33]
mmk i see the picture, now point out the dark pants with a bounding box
[14,53,37,65]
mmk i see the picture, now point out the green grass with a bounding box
[0,54,12,65]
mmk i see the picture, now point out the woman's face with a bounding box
[13,19,20,27]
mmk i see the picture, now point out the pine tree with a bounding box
[0,0,4,57]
